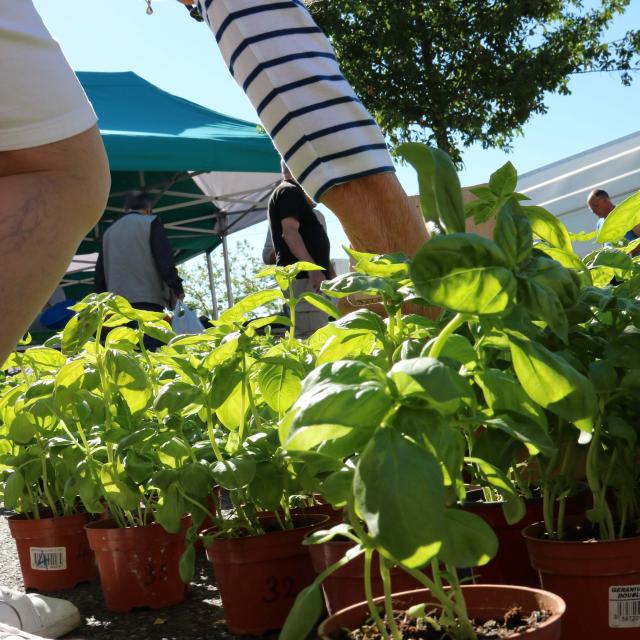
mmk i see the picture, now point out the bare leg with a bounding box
[0,126,110,363]
[321,173,428,256]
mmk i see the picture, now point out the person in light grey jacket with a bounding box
[94,190,184,313]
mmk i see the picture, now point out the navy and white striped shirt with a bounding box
[197,0,394,201]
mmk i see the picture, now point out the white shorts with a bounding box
[0,1,97,152]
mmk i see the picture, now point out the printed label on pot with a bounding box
[609,585,640,628]
[29,547,67,571]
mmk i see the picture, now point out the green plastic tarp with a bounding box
[61,71,280,300]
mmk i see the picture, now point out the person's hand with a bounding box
[309,270,326,293]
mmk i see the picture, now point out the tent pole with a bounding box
[221,234,234,308]
[206,251,219,320]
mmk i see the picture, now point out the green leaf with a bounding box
[508,335,598,432]
[124,450,155,484]
[279,583,324,640]
[61,311,100,354]
[22,348,67,372]
[355,429,446,568]
[288,380,392,443]
[155,484,184,534]
[480,413,553,457]
[55,360,86,390]
[218,289,284,323]
[489,162,517,199]
[518,279,568,341]
[8,413,36,444]
[3,471,25,508]
[179,544,196,583]
[321,273,397,299]
[333,309,387,338]
[422,334,475,365]
[142,320,175,344]
[296,291,340,319]
[438,509,498,568]
[520,206,572,252]
[312,326,379,365]
[249,462,285,511]
[597,191,640,242]
[105,327,139,348]
[179,462,213,500]
[345,249,410,278]
[257,361,302,414]
[389,357,473,415]
[535,246,592,286]
[215,382,249,431]
[411,234,516,315]
[493,200,532,266]
[212,457,256,489]
[397,143,465,233]
[154,381,204,416]
[104,350,152,415]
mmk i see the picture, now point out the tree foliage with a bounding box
[307,0,640,160]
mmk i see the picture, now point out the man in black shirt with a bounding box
[268,161,332,337]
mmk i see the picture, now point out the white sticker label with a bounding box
[29,547,67,571]
[609,585,640,628]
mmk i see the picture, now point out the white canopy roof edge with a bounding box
[516,130,640,255]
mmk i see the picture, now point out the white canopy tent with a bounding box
[516,130,640,255]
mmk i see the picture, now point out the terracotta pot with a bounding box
[464,487,588,587]
[318,585,565,639]
[308,538,424,614]
[8,511,97,591]
[524,519,640,640]
[85,516,190,612]
[204,513,329,635]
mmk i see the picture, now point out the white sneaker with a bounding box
[0,588,80,639]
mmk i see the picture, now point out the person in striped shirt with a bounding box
[178,0,429,257]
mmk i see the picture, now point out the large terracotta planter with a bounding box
[464,487,588,587]
[318,585,566,639]
[8,512,97,591]
[85,516,190,612]
[524,519,640,640]
[308,538,424,614]
[204,514,328,635]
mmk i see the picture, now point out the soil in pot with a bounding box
[464,486,588,587]
[8,511,97,591]
[524,518,640,640]
[308,536,425,614]
[85,516,190,612]
[318,585,565,640]
[204,513,329,635]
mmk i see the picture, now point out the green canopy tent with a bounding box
[61,71,280,311]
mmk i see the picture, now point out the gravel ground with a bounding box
[0,508,279,640]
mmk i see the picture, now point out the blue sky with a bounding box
[34,0,640,262]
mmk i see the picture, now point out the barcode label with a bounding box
[29,547,67,571]
[609,585,640,628]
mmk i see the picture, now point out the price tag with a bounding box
[29,547,67,571]
[609,585,640,628]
